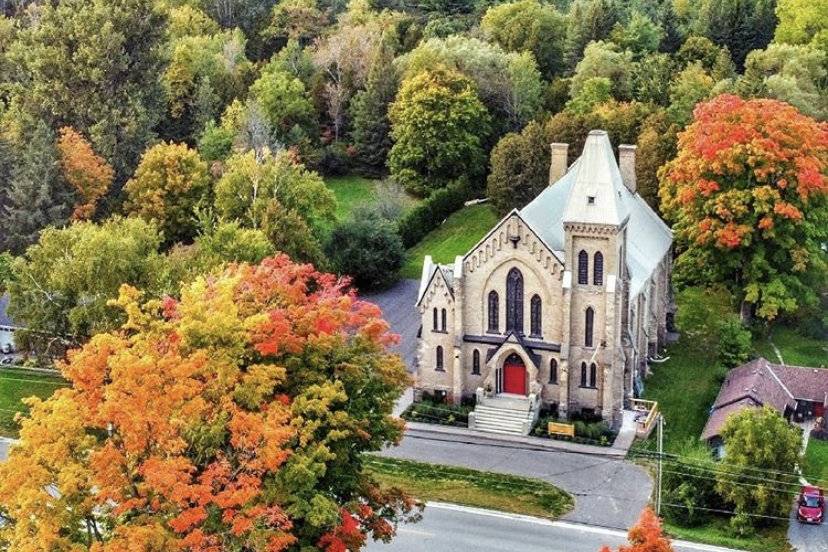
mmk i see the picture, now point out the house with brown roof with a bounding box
[701,357,828,457]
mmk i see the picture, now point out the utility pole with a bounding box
[656,413,664,515]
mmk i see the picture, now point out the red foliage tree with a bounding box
[660,94,828,320]
[599,507,674,552]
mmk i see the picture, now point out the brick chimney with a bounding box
[618,144,637,194]
[549,143,569,185]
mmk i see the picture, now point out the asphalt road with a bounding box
[381,428,653,530]
[366,502,744,552]
[362,279,420,372]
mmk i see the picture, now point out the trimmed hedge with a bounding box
[397,178,472,248]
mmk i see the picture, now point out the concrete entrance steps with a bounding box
[469,394,537,436]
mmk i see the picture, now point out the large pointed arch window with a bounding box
[585,307,594,347]
[593,252,604,286]
[487,291,499,332]
[506,268,524,333]
[530,295,542,337]
[578,250,589,285]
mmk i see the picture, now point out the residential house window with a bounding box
[549,359,558,384]
[530,295,542,337]
[441,308,447,332]
[578,250,588,285]
[589,363,597,387]
[506,267,524,333]
[585,307,594,347]
[432,308,438,331]
[487,291,499,332]
[580,362,587,386]
[436,346,444,371]
[472,350,480,375]
[593,252,603,286]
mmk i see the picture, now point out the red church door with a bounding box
[502,354,527,395]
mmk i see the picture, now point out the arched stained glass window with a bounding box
[487,291,499,332]
[589,363,597,387]
[506,268,524,333]
[432,307,438,330]
[578,250,588,285]
[549,359,558,384]
[593,252,603,286]
[585,307,594,347]
[441,308,447,332]
[580,362,587,387]
[472,350,480,375]
[530,295,542,337]
[436,346,444,371]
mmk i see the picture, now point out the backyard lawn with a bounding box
[754,325,827,367]
[401,203,499,278]
[803,438,828,487]
[365,456,573,520]
[325,175,380,222]
[0,367,68,437]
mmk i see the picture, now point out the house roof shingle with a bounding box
[701,357,828,441]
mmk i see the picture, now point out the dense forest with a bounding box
[0,0,826,347]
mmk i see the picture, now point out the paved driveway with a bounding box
[788,501,828,552]
[362,279,420,372]
[381,427,653,530]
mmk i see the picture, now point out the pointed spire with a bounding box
[562,130,630,227]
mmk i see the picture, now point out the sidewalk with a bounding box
[404,421,629,457]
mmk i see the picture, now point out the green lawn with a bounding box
[664,520,792,552]
[365,456,573,520]
[401,203,499,278]
[754,326,827,367]
[635,340,723,452]
[803,438,828,487]
[325,175,379,222]
[0,367,68,437]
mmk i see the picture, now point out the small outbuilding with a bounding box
[701,357,828,457]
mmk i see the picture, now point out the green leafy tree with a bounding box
[660,95,828,321]
[214,149,336,232]
[6,217,164,354]
[325,216,404,290]
[676,35,735,80]
[259,199,326,265]
[635,110,678,210]
[716,407,802,526]
[397,36,543,136]
[388,68,491,195]
[265,0,327,48]
[486,121,550,215]
[631,52,676,106]
[666,62,714,126]
[563,0,620,71]
[610,10,664,58]
[480,0,567,77]
[349,41,397,171]
[774,0,828,49]
[8,0,167,183]
[123,142,212,245]
[569,41,634,102]
[249,63,316,141]
[0,122,75,254]
[167,5,221,40]
[693,0,776,69]
[738,44,828,121]
[566,77,612,114]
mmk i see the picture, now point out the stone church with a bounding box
[414,130,673,433]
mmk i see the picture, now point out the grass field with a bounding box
[325,175,379,222]
[803,438,828,487]
[401,203,499,278]
[664,520,792,552]
[754,326,827,367]
[365,456,573,520]
[0,367,68,437]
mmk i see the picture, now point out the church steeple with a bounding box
[562,130,630,228]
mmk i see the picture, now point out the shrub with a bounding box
[397,178,471,248]
[325,216,405,291]
[717,318,752,367]
[401,398,473,426]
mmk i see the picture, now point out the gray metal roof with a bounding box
[521,130,672,299]
[0,293,16,328]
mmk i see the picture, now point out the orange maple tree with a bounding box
[599,507,674,552]
[659,94,828,320]
[56,126,114,221]
[0,255,416,551]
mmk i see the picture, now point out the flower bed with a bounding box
[532,411,617,447]
[401,397,474,427]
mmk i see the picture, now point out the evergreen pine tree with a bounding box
[563,0,620,72]
[0,123,75,254]
[349,41,397,172]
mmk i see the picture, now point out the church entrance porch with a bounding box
[501,353,527,395]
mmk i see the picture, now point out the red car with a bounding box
[797,485,825,524]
